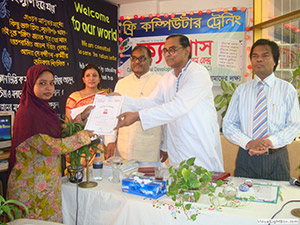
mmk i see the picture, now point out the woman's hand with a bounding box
[85,130,96,139]
[81,105,95,120]
[74,105,95,124]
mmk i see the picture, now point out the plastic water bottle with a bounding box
[92,153,103,181]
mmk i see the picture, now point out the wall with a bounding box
[119,0,253,17]
[0,0,118,117]
[118,0,254,126]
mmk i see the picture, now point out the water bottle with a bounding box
[92,153,103,181]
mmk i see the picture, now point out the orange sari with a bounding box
[66,90,107,111]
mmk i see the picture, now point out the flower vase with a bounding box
[67,165,84,183]
[78,154,98,188]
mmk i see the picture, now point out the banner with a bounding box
[0,0,118,117]
[118,10,246,84]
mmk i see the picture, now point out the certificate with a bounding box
[84,95,123,135]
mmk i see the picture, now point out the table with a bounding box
[0,151,9,172]
[62,176,300,225]
[8,219,66,225]
[0,150,9,197]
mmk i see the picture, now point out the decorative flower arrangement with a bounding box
[166,157,255,221]
[166,157,223,221]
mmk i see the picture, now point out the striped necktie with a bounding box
[253,81,268,139]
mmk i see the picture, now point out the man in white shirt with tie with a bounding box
[115,34,224,172]
[223,39,300,180]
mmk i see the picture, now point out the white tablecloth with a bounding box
[62,176,300,225]
[8,219,65,225]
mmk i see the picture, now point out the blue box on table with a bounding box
[122,176,167,199]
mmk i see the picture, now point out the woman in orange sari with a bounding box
[65,64,115,166]
[65,64,107,120]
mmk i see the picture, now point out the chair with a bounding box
[287,141,300,180]
[220,134,239,176]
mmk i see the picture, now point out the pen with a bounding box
[279,191,284,201]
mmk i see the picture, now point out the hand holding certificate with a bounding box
[70,104,93,120]
[115,112,140,129]
[84,95,123,135]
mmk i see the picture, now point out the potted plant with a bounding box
[214,80,238,119]
[166,157,223,221]
[61,118,99,183]
[291,51,300,102]
[0,195,28,224]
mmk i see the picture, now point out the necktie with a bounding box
[253,81,267,139]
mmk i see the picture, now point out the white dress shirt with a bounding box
[122,60,224,172]
[223,73,300,149]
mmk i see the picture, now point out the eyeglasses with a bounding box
[162,46,183,55]
[130,56,147,63]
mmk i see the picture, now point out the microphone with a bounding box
[289,177,300,187]
[90,135,104,145]
[99,135,104,144]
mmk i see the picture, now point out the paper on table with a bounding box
[84,95,123,135]
[70,104,93,120]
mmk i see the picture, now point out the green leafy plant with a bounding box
[214,80,238,118]
[0,195,28,224]
[166,157,223,221]
[289,51,300,172]
[61,118,99,169]
[290,51,300,103]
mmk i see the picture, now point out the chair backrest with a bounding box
[287,141,300,180]
[221,134,239,176]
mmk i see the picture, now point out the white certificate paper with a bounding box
[84,95,123,135]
